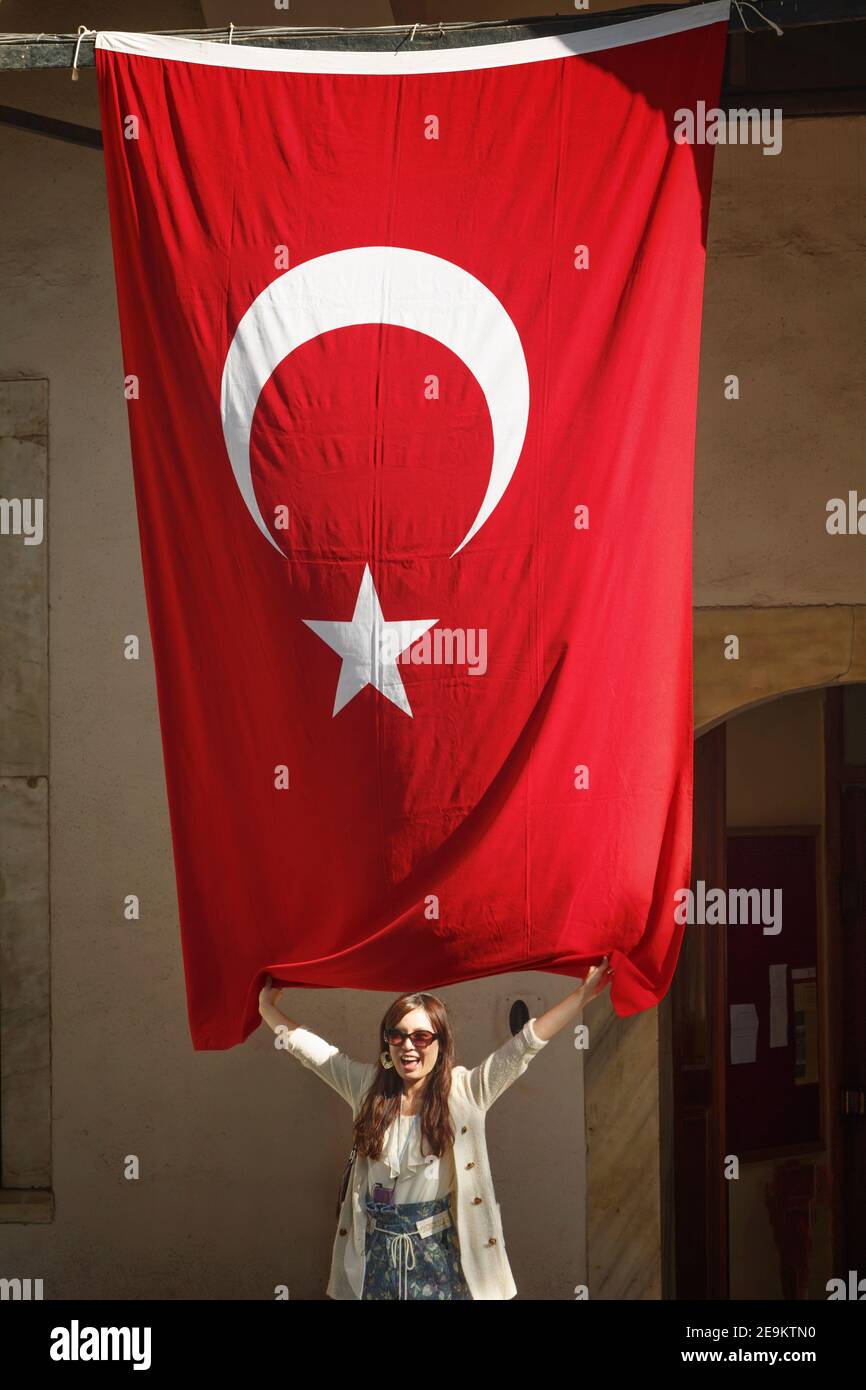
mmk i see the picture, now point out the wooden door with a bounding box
[666,723,728,1298]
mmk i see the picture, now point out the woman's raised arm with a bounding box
[463,959,612,1111]
[258,975,375,1110]
[259,974,301,1036]
[531,959,612,1041]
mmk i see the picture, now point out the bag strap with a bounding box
[336,1144,357,1220]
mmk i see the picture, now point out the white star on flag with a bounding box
[303,565,437,718]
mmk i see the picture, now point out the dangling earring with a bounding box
[380,1050,394,1069]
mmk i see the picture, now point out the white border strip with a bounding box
[96,3,730,75]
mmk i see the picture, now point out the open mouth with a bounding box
[400,1056,420,1069]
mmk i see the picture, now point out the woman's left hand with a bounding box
[532,957,615,1041]
[579,957,612,1007]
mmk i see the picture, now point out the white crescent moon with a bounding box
[220,246,529,559]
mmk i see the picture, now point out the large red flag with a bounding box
[96,4,728,1049]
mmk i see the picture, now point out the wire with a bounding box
[0,8,682,46]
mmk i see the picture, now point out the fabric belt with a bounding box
[366,1210,453,1302]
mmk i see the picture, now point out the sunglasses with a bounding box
[384,1028,439,1049]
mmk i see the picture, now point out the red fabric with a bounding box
[97,17,726,1049]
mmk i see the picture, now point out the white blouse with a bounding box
[366,1108,456,1204]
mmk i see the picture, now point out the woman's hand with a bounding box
[258,972,284,1014]
[579,957,613,1008]
[532,956,613,1041]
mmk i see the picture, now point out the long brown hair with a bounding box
[353,993,455,1160]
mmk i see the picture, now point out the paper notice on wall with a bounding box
[730,1003,759,1065]
[794,980,819,1084]
[769,963,788,1048]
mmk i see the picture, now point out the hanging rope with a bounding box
[733,1,784,36]
[71,24,95,80]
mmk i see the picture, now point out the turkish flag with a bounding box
[96,4,728,1049]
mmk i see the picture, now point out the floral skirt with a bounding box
[362,1195,473,1301]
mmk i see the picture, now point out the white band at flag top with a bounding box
[95,2,731,75]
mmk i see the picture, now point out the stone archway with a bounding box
[694,604,866,733]
[585,604,866,1300]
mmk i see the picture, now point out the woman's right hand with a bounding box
[258,972,283,1014]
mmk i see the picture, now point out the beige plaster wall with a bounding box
[696,121,866,606]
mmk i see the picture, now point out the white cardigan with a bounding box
[282,1017,549,1300]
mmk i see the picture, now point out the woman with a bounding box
[259,960,612,1301]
